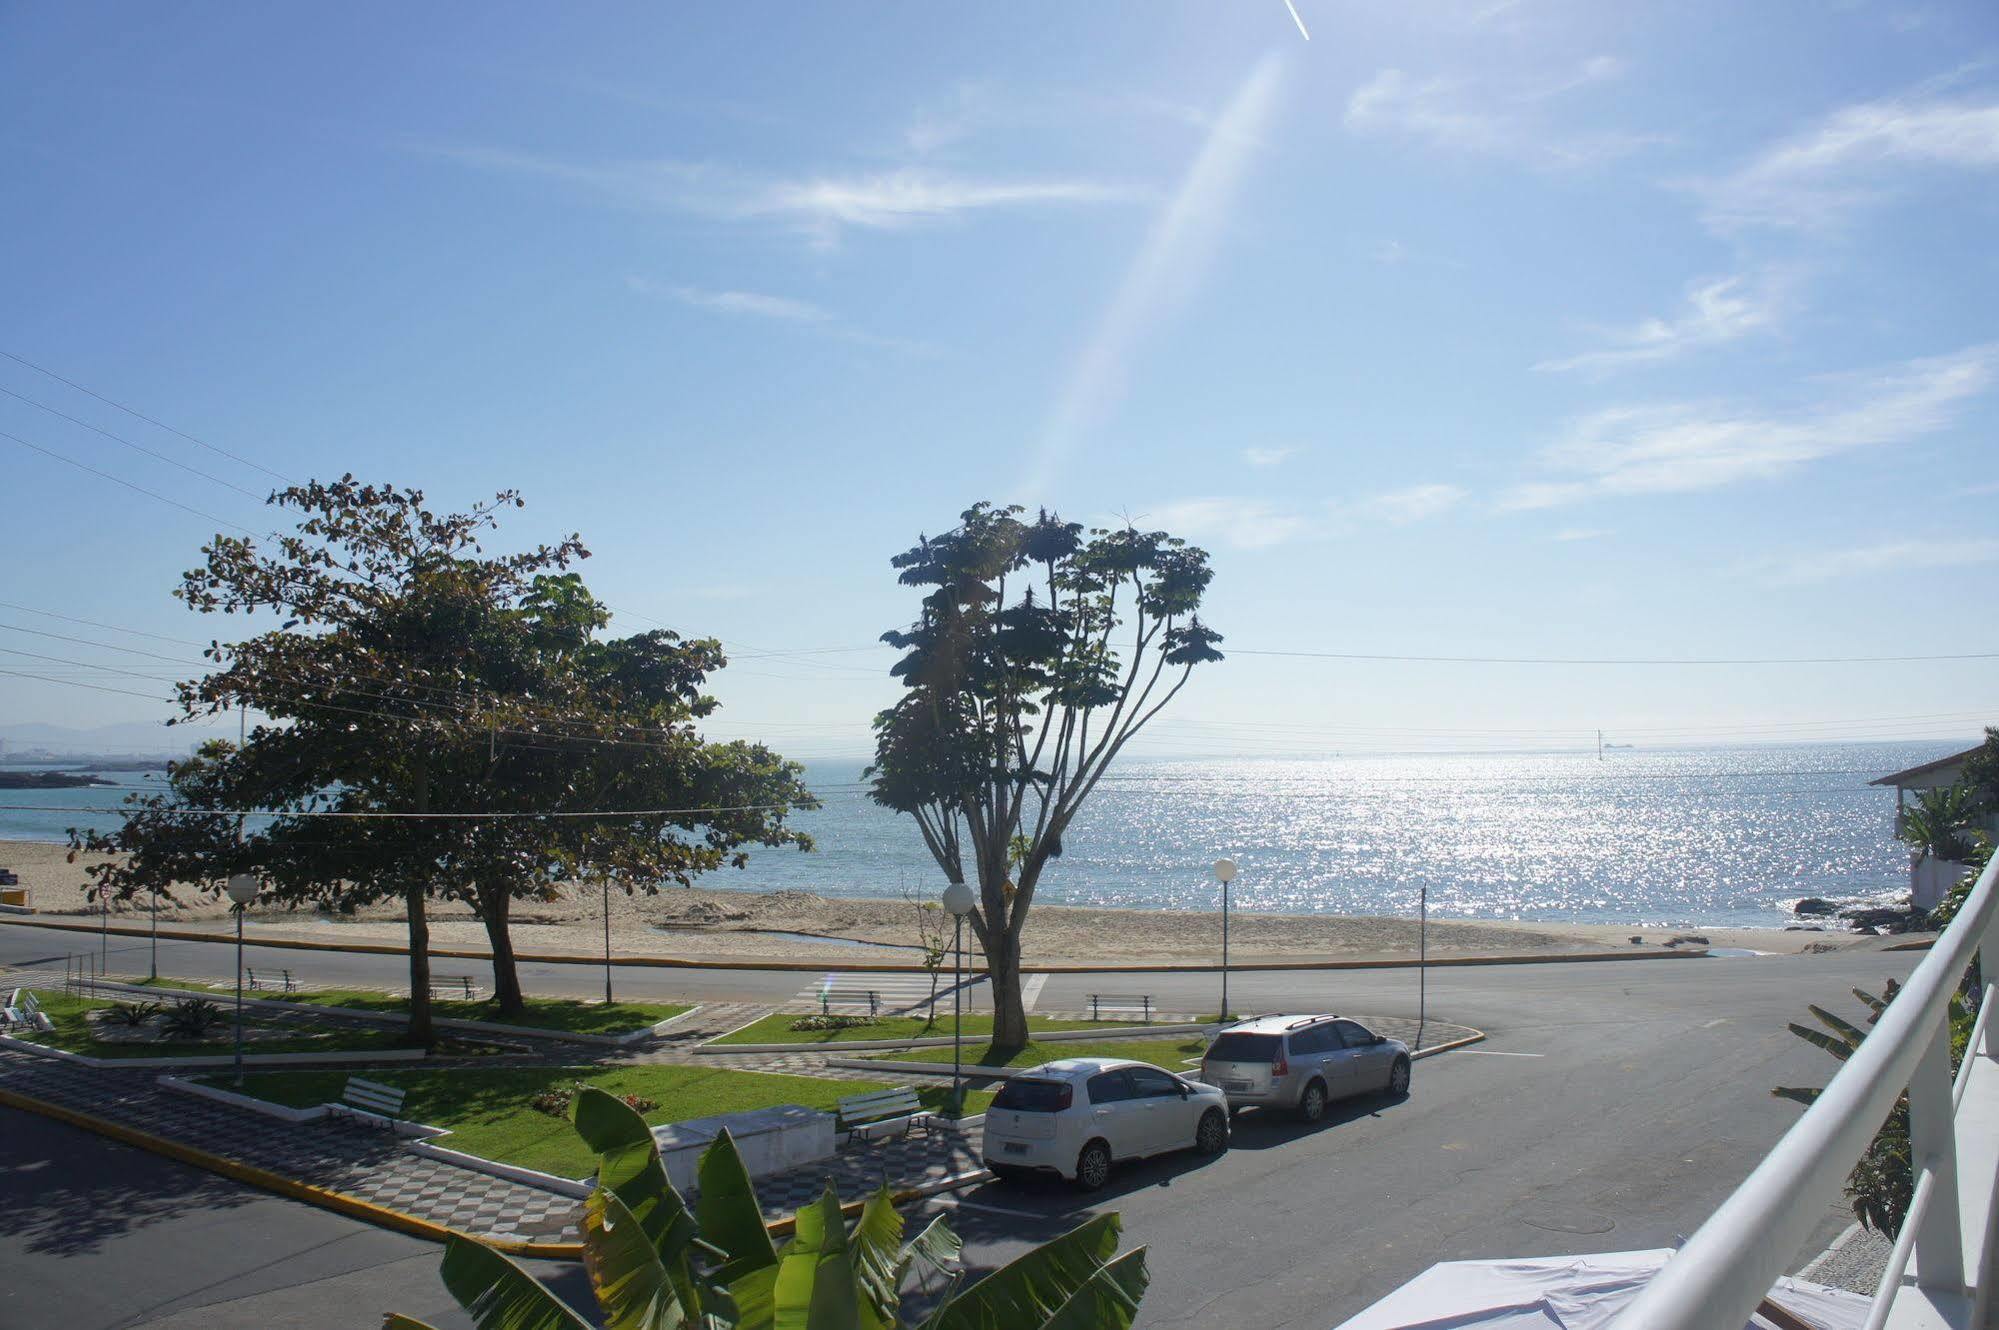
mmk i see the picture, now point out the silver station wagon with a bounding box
[1199,1014,1411,1121]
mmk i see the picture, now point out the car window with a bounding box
[1290,1023,1333,1055]
[1206,1032,1279,1062]
[1127,1066,1182,1098]
[1331,1020,1375,1048]
[1086,1070,1134,1104]
[992,1078,1071,1112]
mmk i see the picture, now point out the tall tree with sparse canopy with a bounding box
[75,479,814,1039]
[868,502,1223,1050]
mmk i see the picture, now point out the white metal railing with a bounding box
[1615,852,1999,1330]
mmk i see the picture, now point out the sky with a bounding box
[3,1,1997,762]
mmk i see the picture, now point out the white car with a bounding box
[981,1057,1231,1191]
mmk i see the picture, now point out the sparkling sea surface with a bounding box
[2,740,1956,929]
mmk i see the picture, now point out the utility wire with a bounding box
[2,429,259,536]
[0,385,268,499]
[0,349,294,483]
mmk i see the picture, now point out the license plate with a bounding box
[1003,1142,1028,1155]
[1224,1080,1250,1092]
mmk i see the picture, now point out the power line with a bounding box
[1,429,259,536]
[0,385,267,499]
[0,600,209,648]
[0,349,293,483]
[1231,646,1999,666]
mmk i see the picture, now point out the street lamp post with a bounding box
[602,875,614,1006]
[941,881,975,1116]
[225,873,259,1086]
[1212,859,1237,1021]
[149,887,159,982]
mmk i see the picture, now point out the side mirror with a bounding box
[1372,1034,1387,1045]
[1176,1082,1190,1097]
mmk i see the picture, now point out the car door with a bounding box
[1085,1070,1145,1159]
[1125,1065,1193,1153]
[1332,1019,1389,1092]
[1294,1021,1351,1097]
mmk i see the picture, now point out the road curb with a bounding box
[0,915,1710,974]
[1411,1030,1486,1059]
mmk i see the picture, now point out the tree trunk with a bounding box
[985,926,1028,1052]
[477,883,525,1017]
[405,884,434,1047]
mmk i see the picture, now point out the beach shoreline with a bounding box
[0,838,1902,965]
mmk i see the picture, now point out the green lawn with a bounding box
[14,991,419,1060]
[873,1033,1211,1072]
[133,978,688,1037]
[711,1012,1113,1046]
[225,1065,995,1177]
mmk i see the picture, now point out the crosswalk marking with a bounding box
[1021,972,1048,1013]
[793,970,986,1014]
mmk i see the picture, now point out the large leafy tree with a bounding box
[74,479,814,1036]
[868,502,1223,1050]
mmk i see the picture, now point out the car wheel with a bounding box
[1074,1139,1112,1192]
[1388,1056,1411,1096]
[1298,1079,1328,1123]
[1195,1108,1229,1155]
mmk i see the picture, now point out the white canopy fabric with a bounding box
[1332,1249,1871,1330]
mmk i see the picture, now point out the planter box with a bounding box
[652,1104,835,1192]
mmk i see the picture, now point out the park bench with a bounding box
[429,975,479,1001]
[3,989,54,1034]
[1087,993,1155,1023]
[835,1085,929,1141]
[245,967,298,993]
[817,985,882,1016]
[333,1076,407,1126]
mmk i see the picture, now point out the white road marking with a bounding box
[1460,1049,1546,1057]
[1021,972,1049,1012]
[1701,1018,1730,1028]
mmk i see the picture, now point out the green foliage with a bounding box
[104,1000,162,1028]
[1772,978,1978,1237]
[867,502,1223,1049]
[530,1081,659,1119]
[789,1014,881,1034]
[1897,784,1983,863]
[161,997,225,1039]
[389,1087,1145,1330]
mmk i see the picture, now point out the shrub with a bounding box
[104,1000,162,1028]
[161,997,225,1039]
[788,1013,879,1033]
[530,1081,657,1118]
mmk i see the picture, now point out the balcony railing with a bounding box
[1615,852,1998,1329]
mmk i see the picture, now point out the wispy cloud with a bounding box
[627,278,935,356]
[429,146,1134,245]
[1343,58,1660,169]
[1766,538,1999,584]
[1141,497,1316,550]
[1554,527,1614,542]
[1535,273,1785,374]
[1021,53,1290,495]
[646,284,833,323]
[1499,343,1999,509]
[1347,483,1468,524]
[1244,446,1300,468]
[1695,92,1999,229]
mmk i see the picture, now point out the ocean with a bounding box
[2,740,1955,930]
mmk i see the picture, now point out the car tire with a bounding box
[1195,1108,1229,1156]
[1074,1139,1112,1192]
[1298,1079,1328,1123]
[1388,1056,1411,1096]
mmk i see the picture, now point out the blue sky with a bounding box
[3,1,1997,760]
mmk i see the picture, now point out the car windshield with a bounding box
[992,1078,1071,1112]
[1205,1033,1281,1062]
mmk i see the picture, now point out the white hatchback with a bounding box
[981,1057,1231,1191]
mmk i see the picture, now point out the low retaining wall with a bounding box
[0,1031,429,1071]
[701,1020,1205,1055]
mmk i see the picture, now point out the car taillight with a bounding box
[1055,1085,1073,1110]
[1271,1053,1289,1076]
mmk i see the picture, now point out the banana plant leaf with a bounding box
[574,1088,699,1259]
[922,1214,1125,1330]
[1787,1022,1855,1061]
[583,1185,703,1330]
[1032,1248,1149,1330]
[1807,1004,1867,1049]
[383,1316,445,1330]
[848,1184,906,1326]
[438,1234,596,1330]
[773,1185,864,1330]
[893,1213,962,1293]
[1851,988,1888,1021]
[1772,1086,1822,1107]
[698,1128,779,1285]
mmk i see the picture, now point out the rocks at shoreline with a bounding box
[0,771,114,789]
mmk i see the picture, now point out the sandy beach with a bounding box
[0,839,1901,965]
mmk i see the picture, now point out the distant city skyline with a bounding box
[4,3,1997,761]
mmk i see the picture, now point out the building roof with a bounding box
[1871,745,1985,788]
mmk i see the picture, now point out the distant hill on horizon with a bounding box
[0,718,231,756]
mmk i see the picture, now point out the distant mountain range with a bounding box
[0,718,233,757]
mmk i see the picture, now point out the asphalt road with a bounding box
[0,921,1919,1327]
